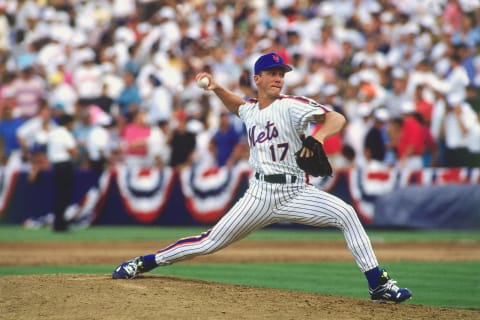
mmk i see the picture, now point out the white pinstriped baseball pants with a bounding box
[155,179,379,272]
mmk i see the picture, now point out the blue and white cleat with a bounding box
[369,269,412,303]
[112,256,145,279]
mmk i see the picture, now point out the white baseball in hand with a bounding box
[196,77,210,88]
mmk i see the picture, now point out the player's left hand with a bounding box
[295,136,333,177]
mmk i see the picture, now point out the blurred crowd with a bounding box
[0,0,480,181]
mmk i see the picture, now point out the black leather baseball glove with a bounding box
[295,136,333,177]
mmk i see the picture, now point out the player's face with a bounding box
[255,68,285,97]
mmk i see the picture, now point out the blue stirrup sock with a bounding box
[365,267,382,289]
[141,254,158,272]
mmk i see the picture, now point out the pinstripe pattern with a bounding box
[155,179,378,272]
[154,95,378,273]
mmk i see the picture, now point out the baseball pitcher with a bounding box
[112,52,412,303]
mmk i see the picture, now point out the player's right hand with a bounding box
[195,73,215,90]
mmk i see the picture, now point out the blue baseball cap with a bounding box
[254,52,292,75]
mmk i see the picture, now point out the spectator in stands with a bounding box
[292,57,327,97]
[311,23,343,67]
[444,52,470,100]
[72,49,103,105]
[355,68,387,110]
[137,51,183,100]
[351,35,387,72]
[55,55,74,87]
[406,59,437,98]
[212,111,242,167]
[284,29,303,57]
[47,113,78,232]
[86,116,114,173]
[412,112,438,167]
[455,43,477,86]
[384,67,410,119]
[335,37,356,87]
[338,144,356,170]
[430,97,448,167]
[442,0,463,34]
[442,92,478,167]
[397,101,427,170]
[93,83,115,115]
[10,66,46,119]
[123,43,142,78]
[16,101,57,181]
[412,84,434,126]
[47,71,77,116]
[283,53,308,95]
[188,112,211,165]
[101,117,124,167]
[385,117,402,167]
[120,108,155,168]
[450,10,480,48]
[144,74,173,124]
[116,70,142,123]
[467,110,480,166]
[148,120,171,168]
[100,63,124,103]
[343,102,373,167]
[385,22,425,71]
[238,69,256,100]
[0,94,25,165]
[72,102,94,169]
[342,81,362,121]
[364,108,389,169]
[169,110,196,169]
[466,85,480,114]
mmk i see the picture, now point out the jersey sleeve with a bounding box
[238,99,255,122]
[288,96,331,132]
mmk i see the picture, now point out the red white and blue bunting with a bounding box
[115,165,175,223]
[64,170,113,226]
[348,167,480,223]
[2,165,478,226]
[0,165,20,213]
[179,160,252,223]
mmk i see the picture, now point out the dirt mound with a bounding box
[2,274,479,320]
[1,240,480,320]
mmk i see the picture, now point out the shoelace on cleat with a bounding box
[123,261,138,276]
[383,279,400,294]
[370,279,399,295]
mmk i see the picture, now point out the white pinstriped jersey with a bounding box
[239,95,332,176]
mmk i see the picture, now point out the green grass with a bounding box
[1,225,480,242]
[159,261,480,310]
[1,225,479,310]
